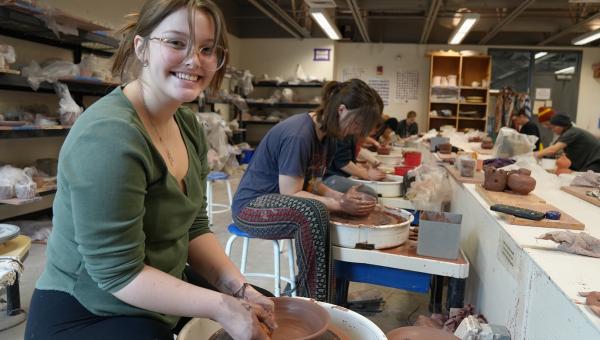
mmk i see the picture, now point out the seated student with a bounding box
[373,118,399,146]
[516,109,541,151]
[535,114,600,172]
[323,136,386,197]
[397,111,418,138]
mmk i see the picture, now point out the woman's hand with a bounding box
[367,167,386,181]
[216,295,274,340]
[244,286,276,328]
[339,186,376,216]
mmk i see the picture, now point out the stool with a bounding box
[0,235,31,331]
[224,224,296,297]
[206,171,233,226]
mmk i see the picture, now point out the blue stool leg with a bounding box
[240,237,249,274]
[286,239,296,297]
[272,240,281,297]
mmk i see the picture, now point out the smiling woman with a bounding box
[24,2,277,340]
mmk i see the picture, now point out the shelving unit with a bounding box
[0,2,118,221]
[427,52,491,132]
[208,82,323,146]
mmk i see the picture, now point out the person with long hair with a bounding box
[232,79,383,302]
[26,1,274,339]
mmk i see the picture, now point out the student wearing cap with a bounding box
[534,114,600,172]
[537,107,555,128]
[516,109,541,151]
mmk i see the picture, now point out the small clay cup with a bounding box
[483,167,507,192]
[438,143,452,154]
[481,137,494,150]
[507,173,536,195]
[468,136,482,143]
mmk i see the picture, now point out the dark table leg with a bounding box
[335,277,350,306]
[429,275,444,314]
[6,272,21,316]
[447,278,466,311]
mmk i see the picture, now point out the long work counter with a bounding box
[439,138,600,339]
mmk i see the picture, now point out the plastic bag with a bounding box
[54,82,83,125]
[21,60,79,91]
[406,164,452,211]
[79,54,112,81]
[494,127,537,158]
[0,44,16,70]
[196,112,236,172]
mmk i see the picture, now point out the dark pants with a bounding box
[25,267,273,340]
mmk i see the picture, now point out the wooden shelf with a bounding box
[253,81,323,88]
[242,120,280,125]
[430,116,458,119]
[458,117,486,121]
[0,73,118,96]
[431,86,459,90]
[460,86,488,90]
[0,192,55,221]
[428,54,491,131]
[0,5,118,56]
[0,125,71,138]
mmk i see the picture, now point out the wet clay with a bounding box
[483,167,507,192]
[377,146,391,155]
[438,143,452,154]
[387,326,460,340]
[331,211,404,226]
[507,173,536,195]
[210,298,331,340]
[481,137,494,150]
[556,154,573,175]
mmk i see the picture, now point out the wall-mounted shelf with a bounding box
[0,125,71,138]
[0,73,118,96]
[253,81,323,88]
[0,4,118,57]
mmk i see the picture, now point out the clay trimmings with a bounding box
[331,211,405,226]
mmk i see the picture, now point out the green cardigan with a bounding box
[36,87,211,328]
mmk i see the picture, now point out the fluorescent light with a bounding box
[534,51,548,59]
[310,9,341,40]
[555,66,575,74]
[448,13,480,45]
[572,28,600,45]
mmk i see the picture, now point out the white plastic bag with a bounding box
[21,60,79,91]
[494,127,538,158]
[54,82,83,125]
[0,44,16,70]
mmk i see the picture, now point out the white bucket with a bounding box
[330,207,414,249]
[177,298,386,340]
[352,174,403,197]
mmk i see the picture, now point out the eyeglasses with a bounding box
[148,37,227,71]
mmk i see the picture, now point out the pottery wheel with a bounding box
[331,211,403,226]
[209,328,344,340]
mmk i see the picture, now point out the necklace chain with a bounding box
[138,89,175,166]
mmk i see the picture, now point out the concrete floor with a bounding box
[2,172,430,339]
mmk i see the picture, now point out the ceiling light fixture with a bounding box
[572,28,600,45]
[310,9,341,40]
[448,13,480,45]
[534,51,548,59]
[555,66,575,74]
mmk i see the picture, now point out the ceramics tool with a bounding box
[545,211,561,220]
[490,204,545,221]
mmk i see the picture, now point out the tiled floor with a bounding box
[2,173,429,338]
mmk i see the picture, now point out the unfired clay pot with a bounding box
[468,136,482,143]
[438,143,452,154]
[507,173,536,195]
[556,154,573,175]
[483,167,507,192]
[481,137,494,150]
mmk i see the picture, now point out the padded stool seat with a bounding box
[206,171,233,226]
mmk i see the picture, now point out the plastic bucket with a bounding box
[239,149,255,164]
[394,165,415,176]
[403,151,422,166]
